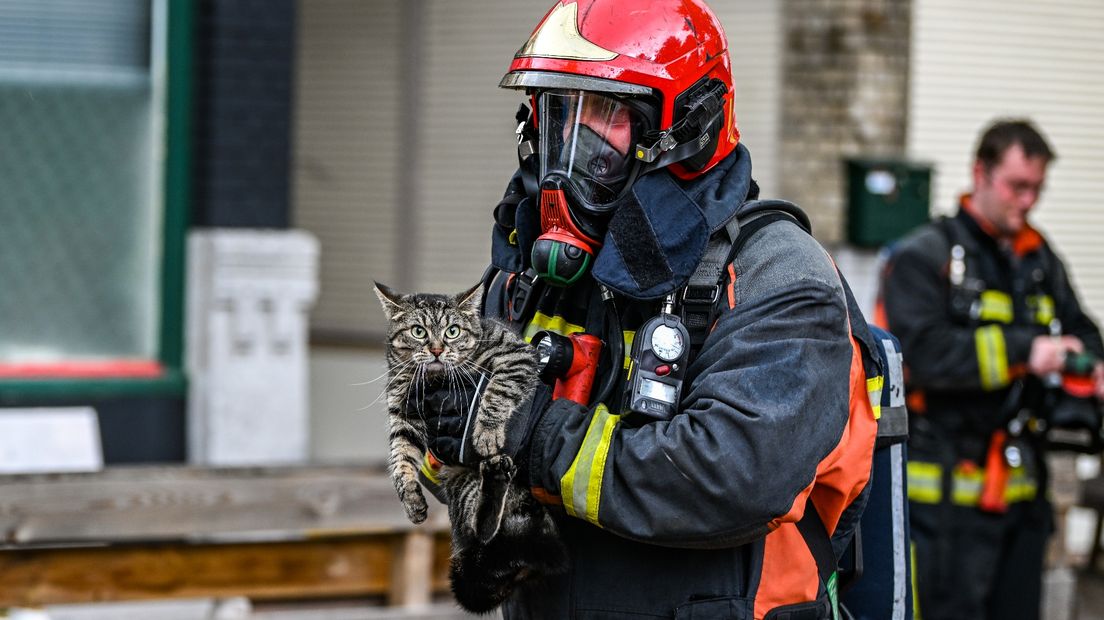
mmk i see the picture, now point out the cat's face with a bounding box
[374,282,484,377]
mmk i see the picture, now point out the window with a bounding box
[0,0,188,397]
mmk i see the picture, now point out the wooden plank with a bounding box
[252,603,493,619]
[0,535,454,607]
[0,465,449,546]
[388,531,435,607]
[37,600,492,620]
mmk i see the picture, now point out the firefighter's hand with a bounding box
[1029,335,1084,377]
[410,374,486,467]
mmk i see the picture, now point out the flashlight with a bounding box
[533,330,602,406]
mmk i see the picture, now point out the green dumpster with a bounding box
[845,158,932,248]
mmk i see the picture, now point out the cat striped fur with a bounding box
[374,281,567,613]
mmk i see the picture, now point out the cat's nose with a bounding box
[429,345,444,357]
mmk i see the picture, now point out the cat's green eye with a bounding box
[445,325,461,339]
[410,326,428,340]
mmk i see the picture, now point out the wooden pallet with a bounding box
[0,465,453,608]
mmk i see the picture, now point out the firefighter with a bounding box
[879,119,1104,619]
[420,1,883,617]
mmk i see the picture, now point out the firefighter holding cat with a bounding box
[878,119,1104,619]
[423,1,883,618]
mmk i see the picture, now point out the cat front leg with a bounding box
[388,415,429,524]
[470,370,529,457]
[475,454,515,543]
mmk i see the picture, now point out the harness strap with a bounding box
[681,215,740,352]
[796,502,839,592]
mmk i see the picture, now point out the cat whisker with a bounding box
[457,359,496,381]
[455,358,494,376]
[360,359,421,410]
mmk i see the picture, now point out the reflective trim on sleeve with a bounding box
[975,325,1009,390]
[560,403,621,525]
[978,290,1013,323]
[867,374,884,420]
[906,461,942,504]
[1027,294,1055,326]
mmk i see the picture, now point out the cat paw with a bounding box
[400,483,428,524]
[471,421,506,457]
[480,454,516,481]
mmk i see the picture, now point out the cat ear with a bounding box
[373,281,404,317]
[455,281,484,314]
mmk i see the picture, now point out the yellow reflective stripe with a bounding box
[912,541,923,620]
[908,461,1039,506]
[951,467,983,505]
[975,325,1009,390]
[866,375,884,420]
[420,453,441,485]
[950,466,1036,506]
[522,316,634,367]
[1028,294,1055,325]
[907,461,942,504]
[1005,468,1039,503]
[978,290,1013,323]
[523,311,586,343]
[560,404,620,525]
[508,229,519,245]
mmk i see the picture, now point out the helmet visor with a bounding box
[539,90,648,209]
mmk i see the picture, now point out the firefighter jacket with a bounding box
[880,200,1104,509]
[487,147,880,620]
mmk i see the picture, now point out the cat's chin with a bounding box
[424,361,446,377]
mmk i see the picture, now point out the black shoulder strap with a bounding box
[681,215,740,352]
[796,501,840,592]
[681,199,811,353]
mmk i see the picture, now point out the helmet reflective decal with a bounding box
[516,2,618,62]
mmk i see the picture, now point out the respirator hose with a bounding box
[592,286,623,407]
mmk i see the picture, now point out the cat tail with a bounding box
[449,549,515,614]
[475,455,515,543]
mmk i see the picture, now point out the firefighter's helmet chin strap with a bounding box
[515,103,540,199]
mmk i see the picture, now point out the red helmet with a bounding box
[500,0,739,181]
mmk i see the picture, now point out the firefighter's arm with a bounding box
[1049,251,1104,359]
[1045,250,1104,398]
[526,230,857,546]
[882,238,1044,391]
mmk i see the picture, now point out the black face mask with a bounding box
[556,125,632,206]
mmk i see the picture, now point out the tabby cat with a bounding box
[374,281,567,612]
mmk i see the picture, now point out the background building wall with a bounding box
[778,0,912,244]
[292,1,405,338]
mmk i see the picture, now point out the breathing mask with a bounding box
[531,90,651,286]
